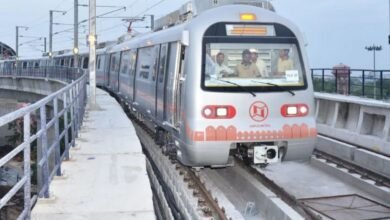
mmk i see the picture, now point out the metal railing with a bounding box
[0,67,87,219]
[0,66,83,83]
[311,68,390,100]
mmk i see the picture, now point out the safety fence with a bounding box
[0,67,87,219]
[311,68,390,100]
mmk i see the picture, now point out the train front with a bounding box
[178,5,317,167]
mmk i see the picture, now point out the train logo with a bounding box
[249,101,269,122]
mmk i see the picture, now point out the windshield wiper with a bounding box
[251,80,295,96]
[211,77,256,97]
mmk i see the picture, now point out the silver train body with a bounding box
[1,4,317,167]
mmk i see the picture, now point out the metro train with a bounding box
[0,1,317,167]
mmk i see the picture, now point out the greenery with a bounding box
[313,78,390,100]
[6,109,73,185]
[7,115,38,184]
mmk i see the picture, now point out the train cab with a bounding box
[173,3,317,166]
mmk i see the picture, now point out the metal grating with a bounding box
[299,194,390,220]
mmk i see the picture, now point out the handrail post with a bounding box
[69,88,76,147]
[23,113,31,219]
[334,69,338,94]
[39,105,50,198]
[63,92,70,160]
[348,70,351,95]
[321,69,325,92]
[54,97,62,176]
[380,70,383,100]
[75,83,80,131]
[362,70,365,97]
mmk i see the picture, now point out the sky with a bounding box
[0,0,389,69]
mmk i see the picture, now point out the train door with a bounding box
[175,45,186,127]
[129,50,137,102]
[164,42,181,128]
[108,53,114,88]
[116,52,122,93]
[103,55,110,87]
[156,43,169,121]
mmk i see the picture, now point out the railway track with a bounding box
[112,96,229,219]
[233,157,320,220]
[313,149,390,188]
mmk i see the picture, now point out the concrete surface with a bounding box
[201,165,304,220]
[311,157,390,204]
[316,135,390,178]
[31,89,155,220]
[257,160,390,207]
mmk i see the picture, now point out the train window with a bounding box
[119,50,131,75]
[97,56,101,70]
[70,58,74,67]
[83,57,89,69]
[22,62,27,69]
[129,51,137,76]
[110,55,116,72]
[136,46,158,80]
[152,45,160,81]
[202,39,307,92]
[158,44,169,83]
[60,59,65,66]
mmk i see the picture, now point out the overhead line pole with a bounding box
[49,10,53,56]
[15,26,28,57]
[89,0,97,106]
[49,10,66,57]
[16,27,19,57]
[44,37,47,53]
[74,0,79,68]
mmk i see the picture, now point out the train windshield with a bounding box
[203,42,306,91]
[201,22,307,92]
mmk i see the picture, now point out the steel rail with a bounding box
[313,149,390,188]
[234,157,321,220]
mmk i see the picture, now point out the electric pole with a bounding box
[89,0,97,106]
[44,37,47,53]
[49,10,66,57]
[74,0,79,67]
[365,45,382,99]
[15,26,28,57]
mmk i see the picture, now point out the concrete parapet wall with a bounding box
[315,93,390,155]
[316,135,390,177]
[0,76,66,97]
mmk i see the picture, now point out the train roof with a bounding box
[107,4,305,54]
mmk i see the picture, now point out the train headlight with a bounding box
[203,107,213,117]
[299,106,308,114]
[281,104,309,117]
[202,105,236,119]
[287,106,297,115]
[216,107,228,117]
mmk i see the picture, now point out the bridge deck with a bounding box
[31,89,155,220]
